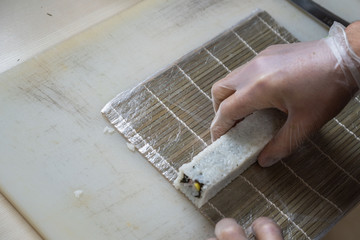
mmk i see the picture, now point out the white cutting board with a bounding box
[0,0,359,239]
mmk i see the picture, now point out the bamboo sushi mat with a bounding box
[102,11,360,240]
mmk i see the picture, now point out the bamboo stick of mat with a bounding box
[102,11,360,240]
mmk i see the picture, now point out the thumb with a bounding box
[257,116,310,167]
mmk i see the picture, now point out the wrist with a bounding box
[326,21,360,92]
[346,21,360,57]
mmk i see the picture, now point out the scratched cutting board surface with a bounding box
[1,0,360,239]
[103,11,360,240]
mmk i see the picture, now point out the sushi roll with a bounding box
[174,109,284,208]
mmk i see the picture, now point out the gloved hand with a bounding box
[207,217,283,240]
[211,22,360,167]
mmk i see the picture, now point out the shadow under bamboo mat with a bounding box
[102,11,360,240]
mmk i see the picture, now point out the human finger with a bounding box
[210,92,256,141]
[211,64,254,113]
[257,115,312,167]
[211,80,236,113]
[251,217,283,240]
[214,218,247,240]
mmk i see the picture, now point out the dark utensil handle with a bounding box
[290,0,350,27]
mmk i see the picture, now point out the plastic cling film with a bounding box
[101,10,360,240]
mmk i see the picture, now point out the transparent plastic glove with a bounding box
[210,22,360,167]
[207,217,283,240]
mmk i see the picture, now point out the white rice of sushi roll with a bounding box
[174,109,284,208]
